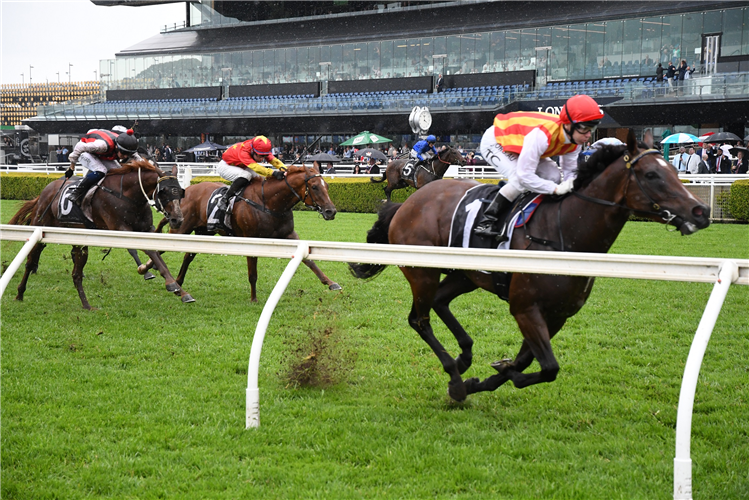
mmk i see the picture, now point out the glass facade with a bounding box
[95,6,745,91]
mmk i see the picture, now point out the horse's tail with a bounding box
[348,202,402,280]
[8,198,40,226]
[369,173,386,183]
[155,216,170,233]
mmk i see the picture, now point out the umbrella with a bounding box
[353,148,388,161]
[706,131,742,144]
[183,140,228,153]
[698,132,714,143]
[340,131,392,147]
[729,146,747,157]
[306,153,341,163]
[660,133,700,144]
[720,144,734,159]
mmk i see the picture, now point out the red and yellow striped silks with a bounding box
[493,112,577,158]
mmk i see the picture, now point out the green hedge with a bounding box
[0,173,66,201]
[728,179,749,221]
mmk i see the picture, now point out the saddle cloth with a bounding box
[401,161,417,182]
[57,179,100,228]
[206,186,238,233]
[446,184,544,301]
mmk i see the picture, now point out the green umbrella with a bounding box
[340,131,392,147]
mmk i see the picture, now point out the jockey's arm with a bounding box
[268,156,287,171]
[68,139,108,167]
[245,161,275,177]
[515,128,562,195]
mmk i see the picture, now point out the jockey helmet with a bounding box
[251,135,273,156]
[116,129,138,154]
[560,95,604,132]
[426,135,436,143]
[112,125,128,134]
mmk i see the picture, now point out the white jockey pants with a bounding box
[479,126,561,200]
[78,153,121,174]
[216,160,262,182]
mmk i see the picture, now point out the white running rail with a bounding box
[1,225,747,500]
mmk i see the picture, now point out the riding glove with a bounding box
[553,178,575,195]
[65,168,74,179]
[271,170,285,180]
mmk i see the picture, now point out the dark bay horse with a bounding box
[142,163,341,302]
[370,145,465,201]
[8,160,193,309]
[350,131,710,402]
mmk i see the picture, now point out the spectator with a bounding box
[685,147,701,174]
[55,146,62,163]
[666,62,676,92]
[162,144,174,162]
[324,162,336,174]
[61,146,69,162]
[676,59,688,94]
[436,73,445,93]
[327,145,336,156]
[733,150,748,174]
[671,146,688,173]
[655,63,664,83]
[714,147,731,174]
[366,157,380,175]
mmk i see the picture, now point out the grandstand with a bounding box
[14,1,749,151]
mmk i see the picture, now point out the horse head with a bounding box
[576,130,709,235]
[153,165,185,229]
[437,145,466,168]
[286,164,337,220]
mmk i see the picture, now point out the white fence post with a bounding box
[246,241,310,429]
[0,227,42,299]
[673,260,739,500]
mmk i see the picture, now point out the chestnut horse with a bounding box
[370,145,465,201]
[8,161,193,309]
[350,131,710,402]
[142,163,340,302]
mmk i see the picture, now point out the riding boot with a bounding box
[68,171,105,207]
[208,177,250,232]
[473,191,513,241]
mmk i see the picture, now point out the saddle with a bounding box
[206,186,238,235]
[56,179,100,229]
[447,184,545,301]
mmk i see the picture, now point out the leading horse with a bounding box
[370,145,465,202]
[8,160,193,309]
[142,163,340,302]
[350,131,710,402]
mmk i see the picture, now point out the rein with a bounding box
[98,168,181,217]
[239,168,324,217]
[525,148,677,251]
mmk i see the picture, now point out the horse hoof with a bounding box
[137,264,149,276]
[447,380,467,402]
[490,358,513,373]
[165,282,181,293]
[143,272,156,281]
[328,283,342,291]
[181,294,195,303]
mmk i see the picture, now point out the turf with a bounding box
[1,200,748,499]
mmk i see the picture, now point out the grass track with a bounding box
[1,200,748,499]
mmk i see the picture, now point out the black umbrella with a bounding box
[729,146,747,157]
[353,148,388,161]
[307,153,341,163]
[707,132,742,144]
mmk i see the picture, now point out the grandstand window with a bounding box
[330,44,343,80]
[263,49,275,84]
[368,42,382,79]
[681,14,702,67]
[703,10,722,34]
[623,19,643,75]
[355,42,368,79]
[446,36,460,74]
[663,14,683,66]
[604,20,624,78]
[380,40,393,78]
[308,46,320,83]
[743,9,749,54]
[641,17,663,70]
[342,43,355,79]
[274,49,285,83]
[459,34,475,75]
[393,39,407,77]
[568,24,586,79]
[722,10,743,57]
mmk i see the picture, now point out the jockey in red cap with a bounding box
[208,135,288,233]
[474,94,604,241]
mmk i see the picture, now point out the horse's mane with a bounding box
[573,144,628,190]
[107,159,163,177]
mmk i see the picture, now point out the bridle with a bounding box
[525,148,689,251]
[137,168,184,217]
[571,148,683,225]
[283,167,326,213]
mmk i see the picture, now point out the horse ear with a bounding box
[626,129,638,154]
[171,165,178,176]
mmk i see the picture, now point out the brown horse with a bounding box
[142,163,340,302]
[350,131,710,402]
[370,145,466,201]
[8,160,193,309]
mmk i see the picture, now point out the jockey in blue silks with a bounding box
[410,135,438,167]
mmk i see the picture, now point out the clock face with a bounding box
[418,109,432,130]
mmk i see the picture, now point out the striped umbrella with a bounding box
[660,133,700,144]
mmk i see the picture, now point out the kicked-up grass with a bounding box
[1,199,748,499]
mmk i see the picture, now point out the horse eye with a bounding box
[645,171,659,180]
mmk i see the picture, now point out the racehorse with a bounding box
[8,160,193,309]
[141,163,341,302]
[349,131,710,402]
[370,145,466,202]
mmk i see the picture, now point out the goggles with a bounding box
[573,122,600,134]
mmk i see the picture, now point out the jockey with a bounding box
[65,128,141,206]
[209,135,287,232]
[474,94,604,240]
[410,135,438,167]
